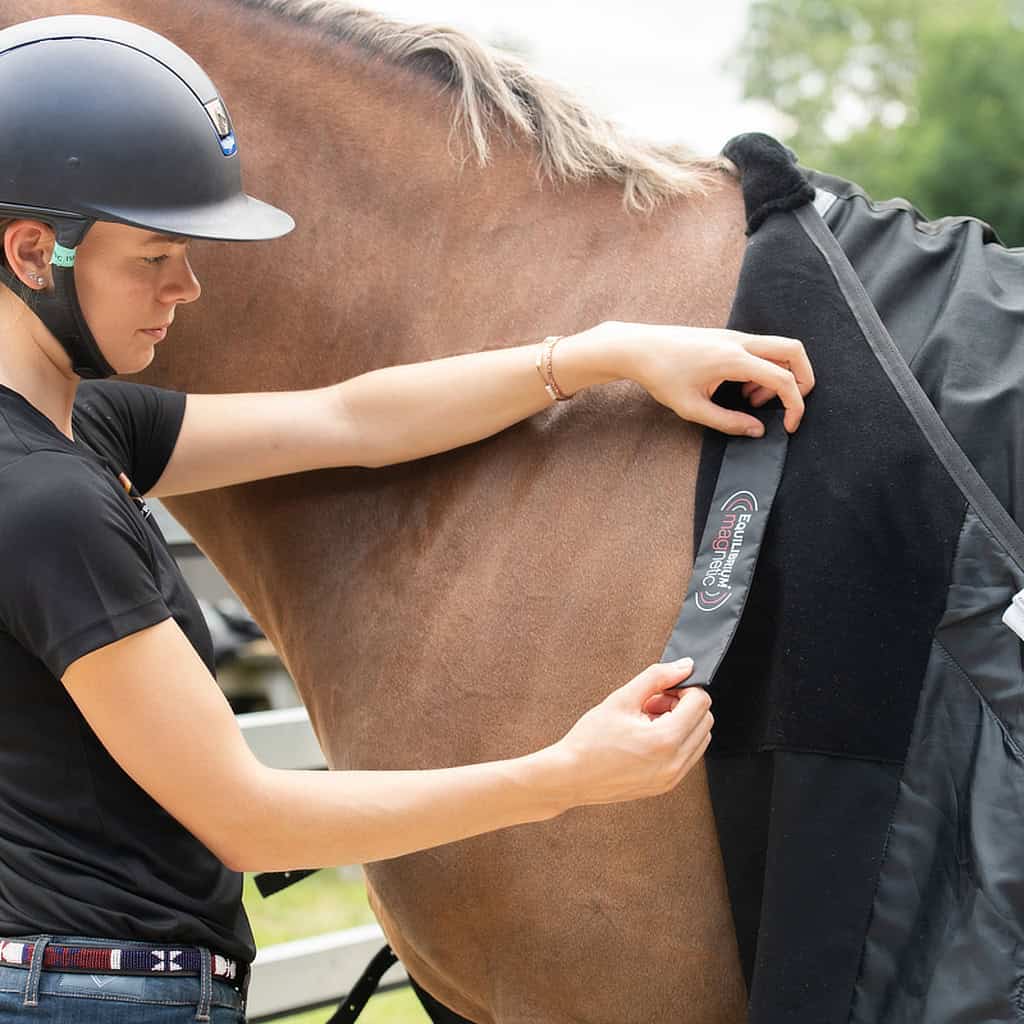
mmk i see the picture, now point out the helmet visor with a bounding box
[99,191,295,243]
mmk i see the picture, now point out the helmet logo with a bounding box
[205,98,231,136]
[204,98,237,156]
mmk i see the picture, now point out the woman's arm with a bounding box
[147,322,813,498]
[62,618,712,871]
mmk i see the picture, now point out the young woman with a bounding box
[0,15,813,1022]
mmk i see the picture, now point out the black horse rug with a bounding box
[667,131,1024,1024]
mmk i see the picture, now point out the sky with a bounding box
[367,0,787,157]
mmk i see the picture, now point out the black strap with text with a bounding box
[662,410,788,688]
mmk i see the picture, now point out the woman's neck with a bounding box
[0,291,78,439]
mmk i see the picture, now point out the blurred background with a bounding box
[177,2,1024,1021]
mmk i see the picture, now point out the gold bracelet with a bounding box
[534,335,573,401]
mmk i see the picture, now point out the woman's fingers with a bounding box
[557,659,714,806]
[735,336,814,428]
[642,690,680,718]
[629,325,814,436]
[746,385,775,407]
[670,707,715,761]
[631,680,714,791]
[653,697,714,789]
[741,381,773,405]
[673,722,714,785]
[741,354,802,430]
[614,657,694,708]
[740,335,815,394]
[653,686,712,743]
[697,402,769,437]
[685,334,813,436]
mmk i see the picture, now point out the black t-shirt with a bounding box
[0,379,255,963]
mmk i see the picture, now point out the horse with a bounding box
[1,1,752,1019]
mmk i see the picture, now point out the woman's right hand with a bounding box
[546,658,713,808]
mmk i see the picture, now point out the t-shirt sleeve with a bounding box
[0,455,171,678]
[73,380,187,495]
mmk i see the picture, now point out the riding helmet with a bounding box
[0,15,295,378]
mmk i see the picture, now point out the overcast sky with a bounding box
[368,0,787,157]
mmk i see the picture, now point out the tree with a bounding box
[733,0,1024,241]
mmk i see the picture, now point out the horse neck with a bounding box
[64,0,742,394]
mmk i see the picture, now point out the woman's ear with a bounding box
[5,220,54,290]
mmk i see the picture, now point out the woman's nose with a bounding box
[163,255,202,305]
[177,258,202,304]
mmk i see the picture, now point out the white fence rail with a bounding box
[239,706,328,771]
[237,708,410,1020]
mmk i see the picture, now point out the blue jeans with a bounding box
[0,935,246,1022]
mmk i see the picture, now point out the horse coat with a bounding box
[674,133,1024,1023]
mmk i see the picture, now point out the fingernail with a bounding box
[673,657,693,670]
[747,426,763,438]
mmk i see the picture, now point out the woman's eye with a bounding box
[142,255,169,265]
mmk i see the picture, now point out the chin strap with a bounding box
[0,218,115,380]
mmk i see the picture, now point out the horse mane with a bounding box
[231,0,734,212]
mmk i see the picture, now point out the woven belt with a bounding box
[0,938,242,984]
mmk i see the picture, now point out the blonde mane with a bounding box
[234,0,734,211]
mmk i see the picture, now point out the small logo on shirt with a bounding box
[695,490,758,612]
[117,471,152,520]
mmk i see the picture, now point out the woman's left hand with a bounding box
[581,322,815,436]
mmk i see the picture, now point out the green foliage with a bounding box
[734,0,1024,241]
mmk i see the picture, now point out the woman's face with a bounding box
[73,221,202,374]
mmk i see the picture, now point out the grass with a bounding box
[242,869,426,1023]
[258,990,421,1024]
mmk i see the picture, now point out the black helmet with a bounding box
[0,15,295,378]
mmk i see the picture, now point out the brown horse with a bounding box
[1,0,752,1019]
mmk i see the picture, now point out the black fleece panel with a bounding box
[710,752,902,1022]
[702,753,774,984]
[700,208,967,762]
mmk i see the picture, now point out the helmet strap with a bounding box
[0,219,115,379]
